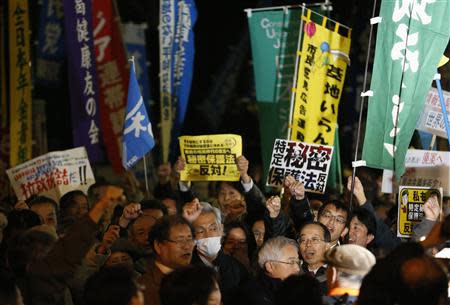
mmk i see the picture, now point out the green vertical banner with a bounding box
[362,1,450,177]
[248,7,302,186]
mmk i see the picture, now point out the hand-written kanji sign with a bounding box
[397,186,442,238]
[6,147,96,202]
[179,134,242,181]
[267,139,333,193]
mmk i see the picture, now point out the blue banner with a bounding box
[123,23,151,112]
[63,0,103,162]
[122,61,155,169]
[169,0,197,161]
[36,0,65,87]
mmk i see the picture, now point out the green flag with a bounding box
[362,0,450,177]
[248,8,302,187]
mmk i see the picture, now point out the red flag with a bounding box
[93,0,129,172]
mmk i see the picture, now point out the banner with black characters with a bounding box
[267,139,333,193]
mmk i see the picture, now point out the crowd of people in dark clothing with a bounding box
[0,155,449,305]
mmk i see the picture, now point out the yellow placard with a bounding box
[179,134,242,181]
[397,186,442,238]
[9,0,32,166]
[290,11,351,145]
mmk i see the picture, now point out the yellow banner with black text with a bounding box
[290,10,351,145]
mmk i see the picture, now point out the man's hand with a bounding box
[89,186,124,223]
[347,176,367,206]
[182,198,202,223]
[157,162,172,184]
[284,175,305,200]
[266,196,281,218]
[98,225,120,254]
[101,186,125,206]
[236,156,251,184]
[223,199,246,220]
[423,195,440,221]
[119,203,142,228]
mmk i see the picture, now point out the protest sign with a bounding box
[267,139,333,193]
[6,147,96,202]
[382,149,450,195]
[397,186,442,238]
[290,10,351,146]
[362,0,450,177]
[179,134,242,181]
[36,0,65,87]
[9,0,32,166]
[416,87,450,139]
[63,0,103,163]
[93,0,129,172]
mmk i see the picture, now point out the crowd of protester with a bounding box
[0,154,449,305]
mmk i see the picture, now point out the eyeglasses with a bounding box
[320,211,346,225]
[270,259,301,266]
[298,237,325,245]
[166,238,196,247]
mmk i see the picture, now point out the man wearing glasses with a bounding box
[239,236,300,305]
[317,201,349,248]
[286,176,349,248]
[139,215,195,305]
[298,222,331,294]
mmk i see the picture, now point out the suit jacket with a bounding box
[138,260,166,305]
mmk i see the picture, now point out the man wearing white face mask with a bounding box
[188,201,249,305]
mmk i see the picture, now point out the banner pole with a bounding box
[286,4,306,140]
[349,0,378,213]
[435,73,450,147]
[143,154,150,198]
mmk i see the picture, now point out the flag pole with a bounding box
[128,55,151,198]
[349,0,378,213]
[143,154,150,198]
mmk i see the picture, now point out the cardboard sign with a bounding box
[179,134,242,181]
[382,149,450,196]
[6,147,95,202]
[267,139,333,193]
[416,87,450,139]
[397,186,442,238]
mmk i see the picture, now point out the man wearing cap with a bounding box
[323,244,376,305]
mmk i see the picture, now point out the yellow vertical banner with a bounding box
[8,0,32,166]
[290,11,351,145]
[0,4,7,128]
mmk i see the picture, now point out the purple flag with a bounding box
[63,0,103,162]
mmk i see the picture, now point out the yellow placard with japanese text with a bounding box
[179,134,242,181]
[9,0,32,166]
[290,10,351,145]
[397,186,442,238]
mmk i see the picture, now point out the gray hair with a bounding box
[199,201,222,224]
[258,236,298,269]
